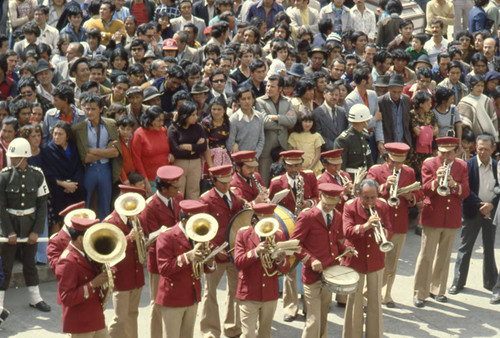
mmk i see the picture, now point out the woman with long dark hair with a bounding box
[168,101,207,199]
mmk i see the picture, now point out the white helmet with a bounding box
[7,138,32,158]
[348,104,372,123]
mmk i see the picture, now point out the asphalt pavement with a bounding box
[1,226,499,338]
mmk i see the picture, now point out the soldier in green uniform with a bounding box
[0,138,51,323]
[333,104,374,177]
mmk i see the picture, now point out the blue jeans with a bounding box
[84,162,112,220]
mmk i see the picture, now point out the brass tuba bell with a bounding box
[83,223,127,309]
[185,213,219,279]
[114,192,147,264]
[254,217,280,277]
[64,208,97,227]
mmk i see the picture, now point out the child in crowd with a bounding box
[288,110,325,176]
[117,115,136,184]
[461,128,476,160]
[127,171,146,191]
[405,33,428,62]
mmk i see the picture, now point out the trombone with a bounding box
[185,213,219,279]
[388,168,401,207]
[83,223,127,309]
[437,161,452,197]
[368,206,394,253]
[115,192,147,264]
[352,167,367,197]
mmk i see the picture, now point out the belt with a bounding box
[6,207,36,216]
[367,128,374,133]
[346,167,366,174]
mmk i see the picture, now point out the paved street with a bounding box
[1,227,499,338]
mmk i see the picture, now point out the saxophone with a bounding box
[294,174,304,216]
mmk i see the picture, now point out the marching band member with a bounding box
[234,203,289,338]
[47,201,86,273]
[139,165,184,338]
[199,165,244,338]
[413,137,470,307]
[156,200,216,338]
[104,185,146,338]
[230,150,269,205]
[367,143,422,307]
[269,150,318,322]
[292,183,355,338]
[55,217,109,337]
[317,149,354,212]
[343,179,392,338]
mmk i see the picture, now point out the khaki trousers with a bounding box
[159,303,198,338]
[302,281,332,338]
[174,158,202,200]
[149,272,162,338]
[382,233,406,303]
[283,267,299,316]
[200,262,241,338]
[239,299,277,338]
[414,226,457,300]
[69,328,109,338]
[108,287,142,338]
[343,269,383,338]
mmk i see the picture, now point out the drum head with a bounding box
[323,265,360,286]
[274,205,298,273]
[226,208,254,262]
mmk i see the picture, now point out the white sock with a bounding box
[0,290,4,312]
[28,285,43,305]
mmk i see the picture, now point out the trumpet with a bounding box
[294,174,305,216]
[82,223,127,309]
[368,206,394,253]
[115,192,147,264]
[352,167,367,197]
[437,161,452,197]
[254,218,280,277]
[185,213,219,279]
[388,168,401,207]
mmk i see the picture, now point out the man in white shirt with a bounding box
[347,0,376,41]
[34,5,59,50]
[424,18,448,65]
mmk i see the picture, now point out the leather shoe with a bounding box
[30,301,51,312]
[448,285,463,295]
[385,301,396,308]
[283,314,296,322]
[0,309,9,324]
[491,294,500,304]
[414,298,425,308]
[336,301,346,308]
[430,294,447,302]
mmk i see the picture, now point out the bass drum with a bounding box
[273,205,298,271]
[226,208,254,263]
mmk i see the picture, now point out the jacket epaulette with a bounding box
[60,249,70,261]
[271,176,282,182]
[423,157,434,163]
[49,232,58,239]
[378,197,387,204]
[200,190,211,198]
[238,226,250,231]
[346,199,354,205]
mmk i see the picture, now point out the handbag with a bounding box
[415,125,434,154]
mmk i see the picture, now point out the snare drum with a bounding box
[321,265,360,295]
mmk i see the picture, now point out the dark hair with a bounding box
[462,128,475,142]
[474,0,489,6]
[374,50,392,65]
[208,95,229,124]
[70,57,89,77]
[447,61,462,73]
[128,171,145,185]
[204,44,221,58]
[471,52,488,66]
[437,52,451,64]
[113,74,131,87]
[37,43,52,59]
[413,90,432,110]
[244,26,261,42]
[350,31,368,45]
[0,54,7,74]
[13,99,31,117]
[52,84,75,105]
[312,70,328,84]
[116,114,135,128]
[249,58,266,73]
[283,75,296,88]
[88,0,101,16]
[34,4,50,15]
[18,76,37,91]
[176,101,198,127]
[392,49,411,63]
[294,110,317,133]
[267,74,284,87]
[168,64,185,80]
[110,48,129,70]
[275,22,291,41]
[68,227,85,241]
[57,34,73,54]
[416,67,432,79]
[387,0,403,14]
[210,68,227,83]
[492,85,500,99]
[1,116,18,130]
[271,40,289,59]
[235,86,255,102]
[435,86,454,105]
[81,93,104,108]
[430,18,444,29]
[468,74,485,91]
[294,78,315,97]
[353,67,370,85]
[413,33,428,45]
[127,63,145,76]
[19,123,42,139]
[399,18,413,30]
[23,21,41,37]
[318,19,333,36]
[106,102,126,119]
[447,46,463,60]
[455,30,473,41]
[81,81,99,93]
[211,21,229,39]
[88,60,105,73]
[67,5,83,18]
[131,39,147,51]
[140,105,164,128]
[101,0,116,13]
[53,120,73,141]
[172,90,192,108]
[86,28,102,44]
[184,22,198,36]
